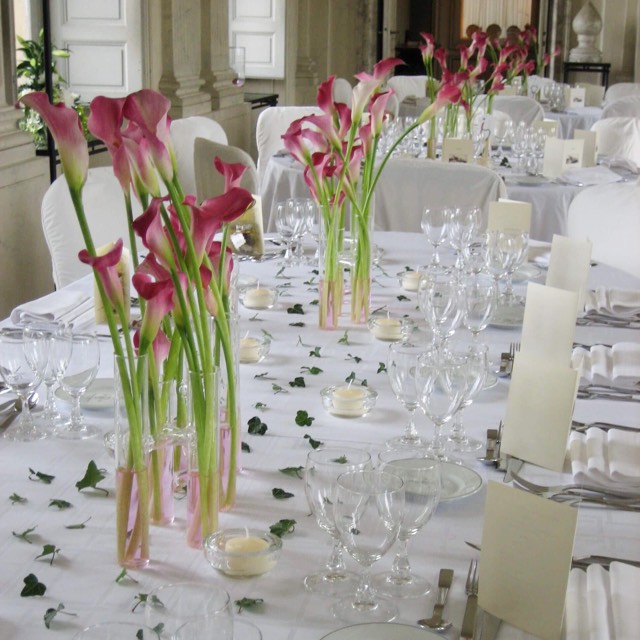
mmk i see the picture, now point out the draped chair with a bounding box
[491,96,544,127]
[590,117,640,166]
[602,96,640,119]
[604,82,640,105]
[387,75,428,105]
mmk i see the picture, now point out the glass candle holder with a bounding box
[239,286,278,310]
[321,385,378,418]
[238,334,270,364]
[205,528,282,577]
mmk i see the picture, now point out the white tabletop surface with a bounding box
[1,232,639,639]
[543,107,603,140]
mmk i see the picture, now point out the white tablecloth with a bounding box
[1,232,639,639]
[544,107,603,139]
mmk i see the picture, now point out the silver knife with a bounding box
[478,609,502,640]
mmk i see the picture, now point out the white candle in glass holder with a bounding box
[332,385,367,414]
[242,286,274,309]
[401,271,421,291]
[370,317,403,341]
[239,337,262,363]
[224,534,274,576]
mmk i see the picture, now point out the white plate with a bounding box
[510,175,548,187]
[513,263,542,282]
[440,462,483,501]
[321,623,441,639]
[56,378,114,410]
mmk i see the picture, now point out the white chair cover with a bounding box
[332,77,352,106]
[604,82,640,105]
[567,181,640,278]
[386,93,400,120]
[194,138,258,201]
[41,167,143,288]
[170,116,228,196]
[491,95,544,127]
[590,117,640,166]
[602,95,640,119]
[256,106,320,188]
[387,75,428,105]
[373,159,507,232]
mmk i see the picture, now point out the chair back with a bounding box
[590,117,640,166]
[492,96,544,127]
[604,82,640,105]
[602,95,640,119]
[332,78,353,106]
[170,116,228,196]
[41,167,143,288]
[387,75,428,105]
[194,138,258,201]
[567,182,640,278]
[256,106,320,187]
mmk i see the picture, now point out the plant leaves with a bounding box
[332,455,348,464]
[21,573,46,597]
[289,321,305,327]
[346,353,362,363]
[304,434,323,449]
[345,371,356,383]
[247,416,268,435]
[271,488,294,500]
[43,603,76,629]
[28,468,55,484]
[253,401,268,411]
[75,460,108,495]
[295,410,314,427]
[13,526,37,543]
[289,376,306,388]
[49,498,73,510]
[36,544,60,566]
[397,294,410,301]
[272,384,288,394]
[300,366,323,375]
[278,466,303,479]
[131,593,164,613]
[241,441,251,453]
[10,492,27,505]
[338,330,350,345]
[308,346,322,358]
[377,362,387,373]
[287,303,304,315]
[64,517,91,530]
[270,519,297,537]
[235,597,264,614]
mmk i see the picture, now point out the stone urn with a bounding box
[569,1,603,62]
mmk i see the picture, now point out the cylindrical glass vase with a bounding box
[318,204,346,329]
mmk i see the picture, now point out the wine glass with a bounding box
[386,341,429,449]
[274,200,307,266]
[293,198,316,264]
[414,346,469,459]
[56,332,100,439]
[372,450,441,598]
[0,327,46,441]
[304,447,372,596]
[460,273,498,340]
[421,206,450,265]
[417,267,462,349]
[483,229,511,299]
[332,469,405,623]
[496,229,530,322]
[448,206,481,271]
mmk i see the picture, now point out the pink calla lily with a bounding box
[214,157,248,191]
[317,76,336,115]
[132,272,176,352]
[78,238,126,310]
[133,196,175,267]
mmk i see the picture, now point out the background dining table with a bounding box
[0,232,638,639]
[542,107,603,139]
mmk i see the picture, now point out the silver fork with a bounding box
[509,342,520,359]
[461,559,479,640]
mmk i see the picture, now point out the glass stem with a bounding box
[390,537,412,583]
[43,382,57,418]
[403,408,419,442]
[326,537,347,574]
[70,395,83,430]
[450,408,466,443]
[431,420,446,458]
[353,566,376,609]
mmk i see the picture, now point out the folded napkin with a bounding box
[571,343,640,386]
[10,290,94,328]
[559,165,623,186]
[565,562,640,640]
[568,427,640,490]
[584,287,640,318]
[599,155,640,175]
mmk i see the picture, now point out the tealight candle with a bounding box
[239,337,263,363]
[401,271,421,292]
[332,386,368,415]
[224,534,276,576]
[370,317,403,341]
[242,286,275,310]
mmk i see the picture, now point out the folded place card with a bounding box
[94,243,131,325]
[479,482,577,640]
[228,194,265,258]
[542,138,585,178]
[487,199,532,233]
[573,129,597,167]
[577,83,605,108]
[545,234,592,313]
[568,86,586,108]
[538,119,558,137]
[441,137,474,164]
[501,353,578,471]
[520,282,578,366]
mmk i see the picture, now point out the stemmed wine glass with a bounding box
[483,229,511,302]
[304,447,372,596]
[56,332,100,439]
[460,273,498,340]
[417,267,462,349]
[372,450,440,598]
[332,469,405,623]
[421,207,450,265]
[494,229,529,325]
[386,341,429,449]
[448,206,481,271]
[0,328,46,441]
[273,199,307,266]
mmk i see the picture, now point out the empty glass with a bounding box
[460,273,498,340]
[417,267,462,348]
[274,199,308,266]
[448,207,481,271]
[421,207,450,265]
[229,46,246,88]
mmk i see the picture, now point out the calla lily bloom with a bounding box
[20,92,89,193]
[78,238,126,310]
[133,196,175,268]
[214,157,248,191]
[417,82,462,124]
[132,272,176,353]
[419,32,435,63]
[317,76,336,115]
[134,329,171,365]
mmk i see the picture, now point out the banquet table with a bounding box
[543,107,603,139]
[1,232,639,640]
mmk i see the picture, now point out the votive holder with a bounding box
[367,313,414,342]
[321,384,378,418]
[239,286,278,310]
[239,334,271,364]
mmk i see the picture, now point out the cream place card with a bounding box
[501,353,578,471]
[573,129,597,167]
[442,137,474,164]
[94,242,131,325]
[568,86,586,108]
[478,482,578,640]
[501,85,518,96]
[578,83,605,107]
[487,199,532,233]
[542,138,585,178]
[519,282,577,365]
[538,119,558,137]
[545,235,592,313]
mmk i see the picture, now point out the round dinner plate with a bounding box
[440,461,483,502]
[512,263,542,282]
[508,175,548,187]
[321,622,441,639]
[55,378,114,410]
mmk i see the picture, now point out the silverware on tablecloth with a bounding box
[417,568,454,631]
[571,420,640,433]
[477,609,502,640]
[460,559,479,640]
[577,389,640,402]
[576,315,640,329]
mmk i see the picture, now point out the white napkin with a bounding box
[559,165,623,186]
[599,155,640,175]
[568,427,640,490]
[565,563,640,640]
[10,290,94,328]
[584,288,640,318]
[571,343,640,386]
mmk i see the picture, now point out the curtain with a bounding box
[462,0,532,33]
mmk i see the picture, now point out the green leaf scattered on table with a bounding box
[13,526,37,543]
[397,294,410,301]
[296,335,311,347]
[303,277,316,285]
[241,442,251,453]
[248,313,263,322]
[235,597,264,614]
[311,269,319,275]
[75,460,109,495]
[272,383,288,394]
[115,568,139,584]
[254,371,275,380]
[500,156,511,167]
[304,434,323,449]
[289,321,305,327]
[272,488,294,500]
[275,266,292,279]
[309,299,319,306]
[295,410,315,427]
[345,371,356,384]
[309,346,322,358]
[247,416,268,435]
[301,366,322,375]
[49,498,73,510]
[28,468,55,484]
[10,493,27,505]
[43,603,76,629]
[338,330,350,345]
[145,624,164,638]
[64,517,91,530]
[287,303,305,315]
[278,466,304,479]
[332,455,348,464]
[270,519,297,537]
[36,544,60,566]
[377,362,387,373]
[371,305,387,315]
[21,573,46,597]
[132,593,164,613]
[289,376,306,388]
[261,328,274,340]
[253,401,268,411]
[346,354,362,363]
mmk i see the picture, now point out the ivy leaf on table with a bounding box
[309,346,322,358]
[235,597,264,614]
[332,455,348,464]
[10,492,27,505]
[28,468,55,484]
[131,593,163,613]
[289,376,306,388]
[270,519,297,537]
[49,498,73,510]
[338,330,350,345]
[65,517,91,530]
[275,266,292,279]
[241,442,251,453]
[36,544,61,566]
[272,383,288,395]
[287,303,305,315]
[272,488,294,500]
[377,362,387,373]
[279,466,304,479]
[309,299,319,306]
[115,568,139,584]
[247,416,268,435]
[44,603,77,629]
[289,321,305,327]
[301,365,323,375]
[346,353,362,363]
[13,526,37,543]
[248,313,263,322]
[254,371,275,380]
[261,328,274,340]
[397,294,410,302]
[76,460,109,496]
[20,573,46,597]
[304,434,323,449]
[253,401,268,411]
[295,410,315,427]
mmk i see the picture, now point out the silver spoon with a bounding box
[417,568,453,632]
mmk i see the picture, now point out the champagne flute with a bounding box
[57,332,100,439]
[421,207,450,265]
[372,450,440,598]
[304,447,372,596]
[332,469,405,623]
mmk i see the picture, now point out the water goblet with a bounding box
[386,341,429,449]
[332,469,405,623]
[372,450,441,598]
[0,327,46,441]
[303,447,372,596]
[483,229,511,299]
[273,200,306,266]
[448,206,481,271]
[421,206,450,265]
[491,116,511,160]
[291,198,313,264]
[498,228,530,312]
[460,273,498,340]
[56,332,100,439]
[417,267,462,349]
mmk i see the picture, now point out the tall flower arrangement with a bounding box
[283,59,461,327]
[22,90,253,561]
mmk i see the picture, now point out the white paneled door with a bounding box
[51,0,143,101]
